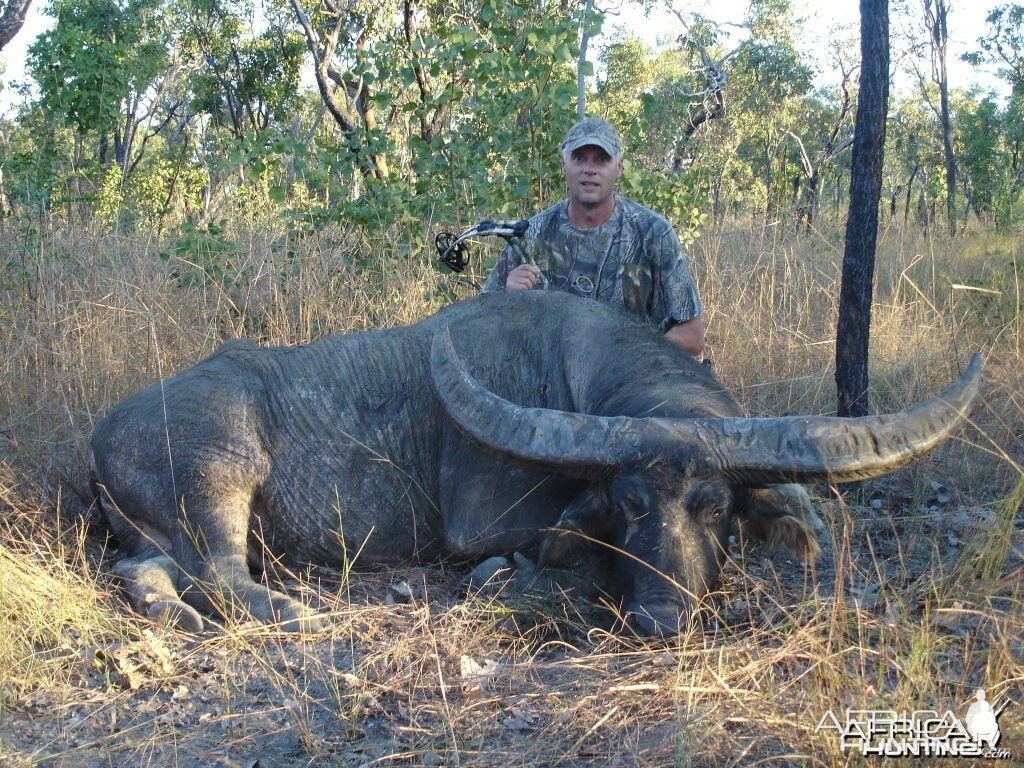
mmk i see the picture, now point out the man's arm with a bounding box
[481,241,520,293]
[665,315,705,356]
[646,215,704,356]
[482,240,541,292]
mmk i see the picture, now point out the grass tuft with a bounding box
[0,462,135,705]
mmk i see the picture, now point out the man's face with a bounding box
[562,145,623,208]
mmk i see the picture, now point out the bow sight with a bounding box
[435,219,529,273]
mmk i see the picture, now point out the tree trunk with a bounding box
[902,164,919,225]
[0,167,10,218]
[577,0,594,120]
[925,0,957,235]
[290,0,389,181]
[0,0,32,52]
[836,0,889,419]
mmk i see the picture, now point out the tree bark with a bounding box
[0,0,31,52]
[836,0,889,418]
[924,0,957,235]
[577,0,594,119]
[290,0,389,180]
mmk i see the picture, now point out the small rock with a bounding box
[459,655,503,692]
[459,556,514,593]
[391,581,415,600]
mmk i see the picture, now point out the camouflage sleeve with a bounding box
[480,240,524,293]
[650,223,703,331]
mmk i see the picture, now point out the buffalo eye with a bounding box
[704,504,728,522]
[684,478,733,525]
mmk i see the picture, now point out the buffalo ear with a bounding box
[736,484,823,560]
[538,485,612,568]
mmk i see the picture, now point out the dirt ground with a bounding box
[1,477,1022,768]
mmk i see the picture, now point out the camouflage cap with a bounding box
[561,116,622,157]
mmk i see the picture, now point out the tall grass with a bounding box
[0,214,1020,766]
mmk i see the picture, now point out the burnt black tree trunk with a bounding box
[836,0,890,418]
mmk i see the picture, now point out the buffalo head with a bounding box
[431,325,981,636]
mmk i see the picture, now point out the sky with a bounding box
[0,0,1011,115]
[607,0,1008,99]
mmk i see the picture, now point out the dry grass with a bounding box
[0,462,136,705]
[0,214,1020,766]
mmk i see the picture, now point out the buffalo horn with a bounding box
[430,325,982,485]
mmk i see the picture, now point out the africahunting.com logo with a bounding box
[815,688,1013,759]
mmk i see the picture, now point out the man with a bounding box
[481,116,705,356]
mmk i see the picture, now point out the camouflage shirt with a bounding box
[480,195,702,331]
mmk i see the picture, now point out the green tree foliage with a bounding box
[28,0,168,164]
[597,1,846,228]
[964,3,1024,227]
[392,0,584,217]
[16,0,179,219]
[882,95,936,224]
[726,1,815,222]
[968,3,1024,93]
[0,0,1021,242]
[278,0,585,228]
[2,103,77,212]
[957,94,1006,219]
[187,15,306,140]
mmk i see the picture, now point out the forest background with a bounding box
[0,0,1021,243]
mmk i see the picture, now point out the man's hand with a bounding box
[665,315,706,356]
[506,264,541,291]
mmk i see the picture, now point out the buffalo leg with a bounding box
[179,552,323,632]
[104,471,322,631]
[112,554,205,633]
[164,483,323,632]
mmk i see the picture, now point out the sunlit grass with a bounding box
[0,464,133,705]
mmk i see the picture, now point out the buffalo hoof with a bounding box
[626,611,686,638]
[459,553,547,596]
[277,613,324,633]
[624,600,694,638]
[268,596,325,633]
[147,599,205,633]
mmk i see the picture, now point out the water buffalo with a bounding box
[90,291,981,634]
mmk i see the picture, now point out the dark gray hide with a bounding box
[90,291,981,634]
